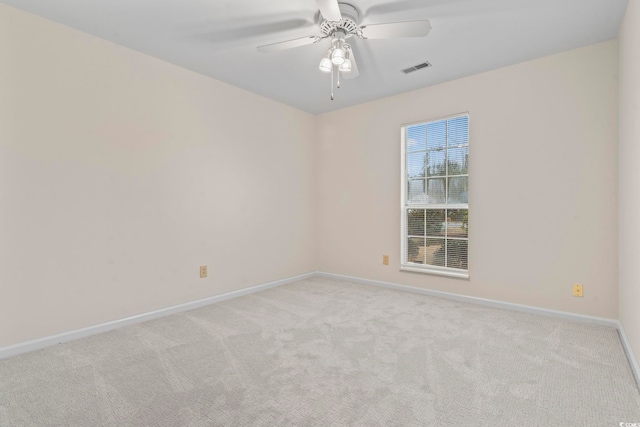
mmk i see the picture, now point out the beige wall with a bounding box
[0,4,317,347]
[619,1,640,364]
[317,41,619,318]
[0,2,625,349]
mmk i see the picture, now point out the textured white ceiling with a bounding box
[0,0,628,114]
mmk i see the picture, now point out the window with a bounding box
[401,114,469,278]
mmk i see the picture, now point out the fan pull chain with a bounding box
[337,68,340,89]
[330,66,334,101]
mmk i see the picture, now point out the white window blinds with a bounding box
[401,114,469,278]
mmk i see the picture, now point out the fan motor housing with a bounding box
[320,3,360,37]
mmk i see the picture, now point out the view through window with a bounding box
[401,114,469,278]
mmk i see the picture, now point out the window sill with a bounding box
[400,264,469,280]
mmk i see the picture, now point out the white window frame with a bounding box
[400,113,469,279]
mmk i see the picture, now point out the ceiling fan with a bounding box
[256,0,432,100]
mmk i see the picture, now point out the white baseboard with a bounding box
[2,269,639,391]
[317,271,639,389]
[317,272,618,327]
[0,271,315,360]
[616,321,640,390]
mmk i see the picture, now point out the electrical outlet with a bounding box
[573,284,583,297]
[383,255,389,265]
[200,265,207,278]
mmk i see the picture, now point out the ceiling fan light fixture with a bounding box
[339,59,352,73]
[340,47,352,72]
[319,55,333,73]
[331,47,345,65]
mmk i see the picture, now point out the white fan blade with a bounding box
[343,51,359,79]
[257,36,320,53]
[316,0,342,21]
[360,20,431,39]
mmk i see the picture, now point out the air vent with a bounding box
[402,62,432,74]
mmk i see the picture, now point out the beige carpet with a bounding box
[1,276,639,426]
